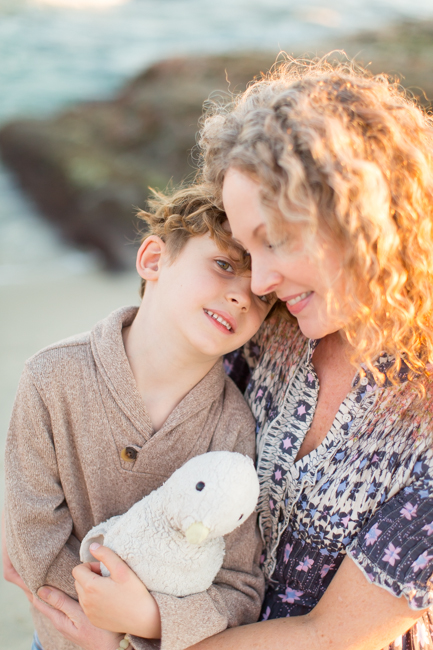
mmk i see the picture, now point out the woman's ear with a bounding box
[136,236,166,282]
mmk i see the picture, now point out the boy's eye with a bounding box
[216,259,234,272]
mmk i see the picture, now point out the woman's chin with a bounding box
[295,316,340,341]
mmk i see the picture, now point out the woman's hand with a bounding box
[34,587,123,650]
[73,543,161,639]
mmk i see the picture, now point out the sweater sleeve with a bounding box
[4,365,80,598]
[347,455,433,610]
[130,410,265,650]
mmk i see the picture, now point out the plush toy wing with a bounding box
[80,515,122,563]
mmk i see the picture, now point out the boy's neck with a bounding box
[122,302,220,432]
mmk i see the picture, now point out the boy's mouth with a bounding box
[204,309,235,333]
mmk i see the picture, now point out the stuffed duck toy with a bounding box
[80,451,260,597]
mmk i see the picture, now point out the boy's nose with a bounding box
[227,293,249,312]
[227,280,251,312]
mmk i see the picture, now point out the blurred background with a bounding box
[1,0,433,646]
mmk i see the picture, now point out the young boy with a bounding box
[4,185,277,650]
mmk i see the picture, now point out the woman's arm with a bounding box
[188,555,427,650]
[6,517,423,650]
[28,554,424,650]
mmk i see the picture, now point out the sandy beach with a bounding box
[0,269,139,648]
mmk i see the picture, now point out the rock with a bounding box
[331,19,433,106]
[0,53,276,269]
[1,21,433,269]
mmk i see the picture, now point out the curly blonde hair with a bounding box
[137,184,285,319]
[198,55,433,385]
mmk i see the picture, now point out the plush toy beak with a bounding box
[185,522,210,544]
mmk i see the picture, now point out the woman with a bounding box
[5,57,433,650]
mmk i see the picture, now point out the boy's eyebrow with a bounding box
[226,249,247,264]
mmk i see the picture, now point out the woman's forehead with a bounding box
[223,168,339,249]
[223,169,268,240]
[223,168,262,207]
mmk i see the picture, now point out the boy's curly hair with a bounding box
[137,184,247,300]
[198,54,433,386]
[137,184,285,319]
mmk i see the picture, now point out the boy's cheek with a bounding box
[237,314,262,345]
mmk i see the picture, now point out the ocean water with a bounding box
[1,0,433,285]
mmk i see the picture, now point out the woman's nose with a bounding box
[251,256,282,297]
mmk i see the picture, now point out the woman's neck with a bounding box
[312,331,353,385]
[295,331,355,462]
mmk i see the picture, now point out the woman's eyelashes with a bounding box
[265,228,295,251]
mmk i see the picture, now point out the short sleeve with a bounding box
[347,461,433,610]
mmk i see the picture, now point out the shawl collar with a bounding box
[90,306,226,440]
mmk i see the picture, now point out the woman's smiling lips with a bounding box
[203,308,236,334]
[281,291,314,315]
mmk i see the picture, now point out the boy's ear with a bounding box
[136,236,166,282]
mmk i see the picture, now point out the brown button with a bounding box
[121,446,138,462]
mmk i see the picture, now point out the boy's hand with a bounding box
[73,543,162,639]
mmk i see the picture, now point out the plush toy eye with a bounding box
[238,514,244,520]
[196,482,205,491]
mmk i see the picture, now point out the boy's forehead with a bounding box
[183,231,250,269]
[215,235,249,264]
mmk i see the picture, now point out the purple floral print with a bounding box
[225,315,433,650]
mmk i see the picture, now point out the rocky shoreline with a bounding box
[1,21,432,269]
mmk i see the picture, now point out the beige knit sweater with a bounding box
[4,306,264,650]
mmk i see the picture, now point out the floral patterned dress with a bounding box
[224,316,433,650]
